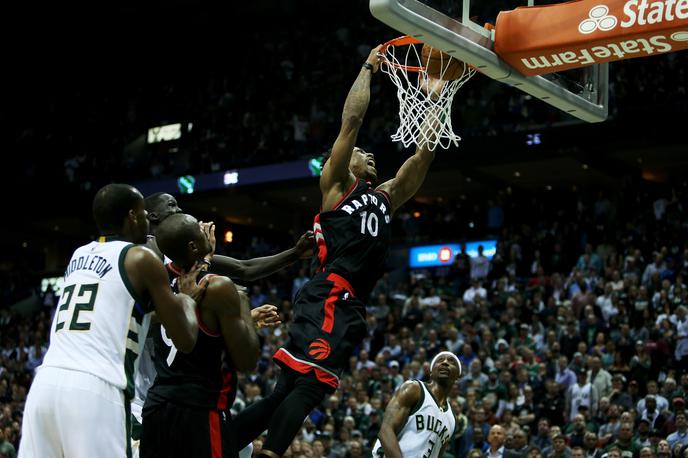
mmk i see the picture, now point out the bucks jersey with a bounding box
[372,381,456,458]
[313,179,392,299]
[41,238,153,398]
[144,268,237,411]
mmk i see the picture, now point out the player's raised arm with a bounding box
[375,141,435,213]
[375,82,444,213]
[320,46,381,205]
[211,231,314,281]
[125,246,199,353]
[377,380,422,458]
[204,276,260,371]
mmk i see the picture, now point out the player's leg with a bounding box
[17,370,63,458]
[232,368,297,449]
[258,374,330,457]
[56,370,130,458]
[142,402,237,458]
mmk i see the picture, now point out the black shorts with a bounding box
[274,271,367,390]
[140,403,237,458]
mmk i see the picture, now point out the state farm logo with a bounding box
[579,5,618,34]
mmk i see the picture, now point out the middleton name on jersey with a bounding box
[64,254,114,279]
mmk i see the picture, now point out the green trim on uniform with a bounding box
[131,411,142,441]
[124,348,138,400]
[409,380,425,416]
[118,244,151,309]
[124,399,132,458]
[423,381,449,412]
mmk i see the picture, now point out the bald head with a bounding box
[488,425,506,449]
[156,213,211,269]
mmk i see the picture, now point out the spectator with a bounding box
[487,425,507,458]
[470,245,490,282]
[504,428,530,458]
[666,411,687,449]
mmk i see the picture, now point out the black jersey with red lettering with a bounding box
[312,178,392,300]
[143,266,236,412]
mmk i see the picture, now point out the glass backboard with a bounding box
[370,0,609,122]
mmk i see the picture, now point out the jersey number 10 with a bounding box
[359,211,379,237]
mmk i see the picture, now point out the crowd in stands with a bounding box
[7,0,687,195]
[3,2,688,457]
[4,179,688,458]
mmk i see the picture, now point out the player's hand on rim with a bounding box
[366,45,383,73]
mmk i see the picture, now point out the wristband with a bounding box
[362,62,374,71]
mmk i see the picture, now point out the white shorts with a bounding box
[19,366,129,458]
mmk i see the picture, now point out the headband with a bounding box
[430,351,462,375]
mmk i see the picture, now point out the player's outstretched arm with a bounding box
[376,79,443,213]
[210,231,314,281]
[378,380,422,458]
[375,142,435,213]
[204,276,260,371]
[125,246,199,353]
[320,46,381,206]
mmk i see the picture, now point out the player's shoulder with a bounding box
[202,275,241,312]
[396,379,423,404]
[204,274,236,293]
[127,244,159,257]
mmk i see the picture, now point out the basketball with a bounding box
[421,43,465,80]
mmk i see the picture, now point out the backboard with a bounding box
[370,0,609,122]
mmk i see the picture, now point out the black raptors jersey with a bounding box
[144,267,237,411]
[313,179,392,299]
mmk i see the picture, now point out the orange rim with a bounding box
[380,36,425,73]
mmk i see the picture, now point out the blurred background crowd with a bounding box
[1,0,688,457]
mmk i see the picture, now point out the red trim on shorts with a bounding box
[209,410,222,458]
[216,370,233,410]
[333,178,360,210]
[321,273,355,333]
[322,286,342,334]
[273,348,339,389]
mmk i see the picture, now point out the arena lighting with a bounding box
[224,230,234,243]
[41,277,64,295]
[135,159,317,196]
[409,240,498,268]
[147,123,190,144]
[177,175,196,194]
[224,171,239,186]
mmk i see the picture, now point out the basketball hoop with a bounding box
[379,36,476,150]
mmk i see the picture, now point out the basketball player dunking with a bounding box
[233,45,443,457]
[373,352,461,458]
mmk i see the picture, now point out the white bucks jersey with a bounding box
[373,381,456,458]
[41,239,153,398]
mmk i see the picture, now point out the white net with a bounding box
[380,40,476,150]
